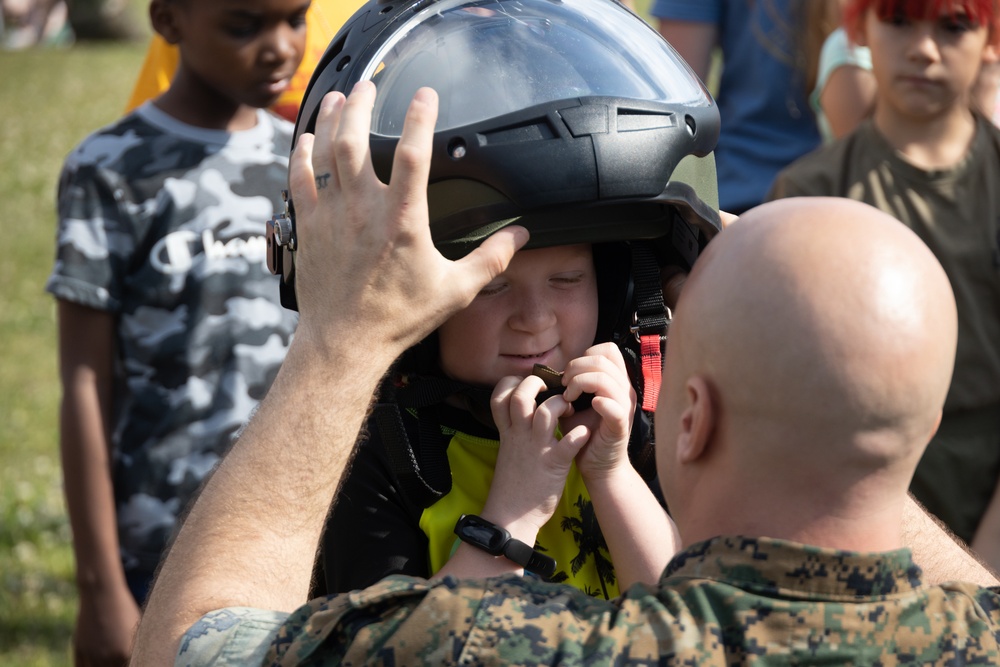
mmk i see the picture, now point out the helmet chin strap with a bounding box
[628,244,668,412]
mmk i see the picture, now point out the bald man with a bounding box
[132,87,1000,667]
[659,196,959,555]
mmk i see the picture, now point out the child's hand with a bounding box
[560,343,636,481]
[484,375,591,536]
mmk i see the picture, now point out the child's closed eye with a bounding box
[549,272,587,288]
[476,281,508,298]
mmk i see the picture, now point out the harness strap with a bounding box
[630,244,668,412]
[374,376,492,508]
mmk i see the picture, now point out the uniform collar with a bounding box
[663,535,924,601]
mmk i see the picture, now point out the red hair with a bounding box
[844,0,1000,42]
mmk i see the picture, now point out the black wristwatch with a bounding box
[454,514,557,578]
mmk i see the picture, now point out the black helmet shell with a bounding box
[272,0,723,309]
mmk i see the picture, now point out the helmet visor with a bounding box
[361,0,712,136]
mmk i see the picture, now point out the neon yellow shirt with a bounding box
[420,429,620,599]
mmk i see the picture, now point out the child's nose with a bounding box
[509,293,557,333]
[263,24,300,65]
[907,27,941,62]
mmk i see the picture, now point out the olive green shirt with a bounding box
[769,117,1000,412]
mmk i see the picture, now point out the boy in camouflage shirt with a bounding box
[46,0,308,662]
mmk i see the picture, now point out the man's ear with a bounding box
[675,375,715,464]
[150,0,181,45]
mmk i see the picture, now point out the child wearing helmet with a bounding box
[316,241,675,597]
[266,0,724,597]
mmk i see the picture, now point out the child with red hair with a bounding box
[770,0,1000,567]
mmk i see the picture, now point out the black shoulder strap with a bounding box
[373,376,486,509]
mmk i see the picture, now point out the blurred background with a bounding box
[0,2,149,663]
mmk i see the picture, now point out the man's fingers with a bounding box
[331,81,378,191]
[388,87,438,225]
[453,226,529,305]
[309,91,347,192]
[288,133,317,227]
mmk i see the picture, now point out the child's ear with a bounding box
[848,11,870,48]
[851,23,869,48]
[149,0,181,45]
[983,42,999,65]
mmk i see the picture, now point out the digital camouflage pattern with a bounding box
[47,103,298,577]
[225,536,1000,665]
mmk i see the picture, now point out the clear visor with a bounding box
[362,0,712,136]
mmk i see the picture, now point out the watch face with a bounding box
[458,515,507,553]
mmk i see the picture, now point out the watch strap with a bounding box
[503,539,557,578]
[455,514,557,578]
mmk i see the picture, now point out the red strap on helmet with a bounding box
[640,333,662,412]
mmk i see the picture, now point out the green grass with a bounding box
[0,42,147,667]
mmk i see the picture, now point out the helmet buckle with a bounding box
[266,189,296,276]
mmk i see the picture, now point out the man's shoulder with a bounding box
[268,575,635,665]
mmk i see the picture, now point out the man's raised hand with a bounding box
[288,82,528,360]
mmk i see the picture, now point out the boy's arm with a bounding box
[563,344,681,588]
[57,299,141,665]
[581,468,680,589]
[903,493,999,587]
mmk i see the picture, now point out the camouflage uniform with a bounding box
[175,535,1000,665]
[47,103,298,583]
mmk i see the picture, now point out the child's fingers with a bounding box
[507,375,548,425]
[589,395,632,441]
[563,370,634,410]
[534,394,572,434]
[562,347,631,400]
[536,396,585,464]
[490,376,523,431]
[558,424,592,457]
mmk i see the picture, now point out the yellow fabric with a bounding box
[124,0,363,121]
[420,430,621,599]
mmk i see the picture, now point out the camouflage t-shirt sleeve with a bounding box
[47,119,146,312]
[174,607,289,667]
